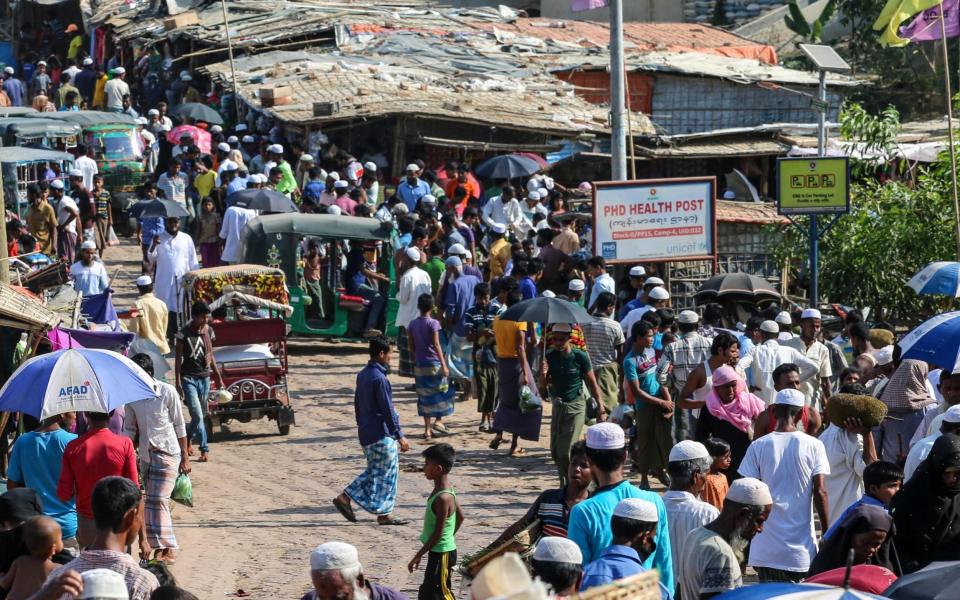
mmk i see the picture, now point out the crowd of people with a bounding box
[2,16,960,600]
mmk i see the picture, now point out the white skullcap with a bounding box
[227,135,239,144]
[220,160,238,172]
[586,422,625,450]
[527,190,542,201]
[181,73,192,81]
[235,123,248,131]
[2,66,13,75]
[533,537,582,565]
[80,240,97,250]
[141,130,155,144]
[310,542,361,571]
[669,440,710,462]
[526,178,543,193]
[944,405,960,424]
[678,310,699,324]
[82,57,94,66]
[491,223,507,234]
[210,125,222,133]
[541,290,556,298]
[464,250,472,260]
[445,256,462,269]
[405,247,421,262]
[135,117,148,125]
[301,154,314,162]
[364,161,378,172]
[148,108,160,116]
[723,190,737,199]
[50,179,64,190]
[329,172,340,181]
[113,66,125,74]
[241,135,255,143]
[613,498,658,523]
[333,180,349,189]
[644,276,664,286]
[392,203,409,215]
[268,144,283,154]
[726,477,773,506]
[37,60,47,67]
[760,320,779,334]
[447,243,467,256]
[405,163,420,172]
[773,388,805,408]
[775,311,792,325]
[135,275,152,287]
[78,569,127,599]
[648,287,670,301]
[873,346,894,366]
[629,266,646,277]
[327,205,342,216]
[568,279,585,292]
[68,169,83,178]
[217,142,230,152]
[551,323,573,333]
[801,308,822,320]
[422,195,437,205]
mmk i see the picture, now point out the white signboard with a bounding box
[592,177,716,263]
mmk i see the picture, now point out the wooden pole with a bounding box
[939,5,960,259]
[220,0,242,125]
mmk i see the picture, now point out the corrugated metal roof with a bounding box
[716,200,787,225]
[637,137,786,158]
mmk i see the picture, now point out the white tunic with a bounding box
[150,231,198,312]
[819,423,866,528]
[219,206,257,263]
[395,266,432,329]
[664,490,719,586]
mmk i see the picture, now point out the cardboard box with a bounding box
[313,101,340,117]
[163,11,199,30]
[262,96,293,108]
[260,86,293,100]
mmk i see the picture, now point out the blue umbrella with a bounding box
[898,311,960,371]
[474,154,541,180]
[714,583,884,599]
[0,348,156,419]
[907,261,960,296]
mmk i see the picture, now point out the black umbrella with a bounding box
[695,273,780,301]
[127,199,189,219]
[226,189,298,213]
[884,561,959,600]
[173,102,224,125]
[474,154,542,180]
[499,297,593,324]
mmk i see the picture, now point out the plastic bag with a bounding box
[171,473,194,507]
[519,385,542,414]
[107,225,120,247]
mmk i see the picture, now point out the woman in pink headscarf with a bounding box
[695,365,765,481]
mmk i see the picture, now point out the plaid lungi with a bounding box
[446,332,474,381]
[143,449,179,550]
[397,327,414,378]
[415,361,456,418]
[345,436,400,515]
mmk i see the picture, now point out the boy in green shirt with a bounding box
[408,443,464,600]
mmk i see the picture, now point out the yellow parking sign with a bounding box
[777,157,850,215]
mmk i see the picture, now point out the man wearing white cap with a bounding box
[396,163,430,213]
[664,440,719,587]
[904,404,960,480]
[488,222,511,281]
[74,145,99,193]
[618,267,649,319]
[126,275,170,355]
[565,278,586,305]
[268,144,298,196]
[775,311,795,342]
[655,309,712,440]
[740,321,819,405]
[619,286,669,336]
[306,541,406,600]
[520,188,549,232]
[679,478,773,600]
[1,66,24,107]
[219,200,257,265]
[531,537,584,596]
[580,498,672,596]
[818,398,879,528]
[585,256,615,312]
[481,185,523,237]
[150,216,199,337]
[395,246,432,379]
[70,240,109,296]
[582,291,626,415]
[103,66,129,113]
[296,153,315,190]
[567,422,674,590]
[50,178,79,263]
[784,308,833,410]
[30,60,52,98]
[360,166,380,206]
[739,388,829,582]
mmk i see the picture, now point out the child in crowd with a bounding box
[408,294,456,441]
[465,283,503,433]
[0,516,62,600]
[91,174,112,250]
[408,443,464,600]
[701,437,732,510]
[823,460,903,541]
[195,197,222,267]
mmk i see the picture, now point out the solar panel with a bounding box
[799,44,851,73]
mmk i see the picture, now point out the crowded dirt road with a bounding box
[107,240,566,599]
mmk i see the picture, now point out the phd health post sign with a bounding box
[593,177,716,263]
[777,157,850,215]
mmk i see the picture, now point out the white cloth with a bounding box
[395,266,432,329]
[481,195,524,235]
[588,273,616,310]
[739,431,830,572]
[784,338,833,408]
[904,432,939,481]
[104,77,130,110]
[620,305,654,336]
[819,424,866,528]
[157,172,188,205]
[69,260,109,295]
[679,526,742,600]
[56,195,79,234]
[739,340,820,405]
[124,380,187,458]
[75,156,99,191]
[664,491,719,585]
[150,231,198,311]
[219,206,257,263]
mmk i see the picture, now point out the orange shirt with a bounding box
[701,472,729,511]
[444,179,479,215]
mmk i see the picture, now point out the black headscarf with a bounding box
[892,432,960,573]
[0,488,43,574]
[809,504,901,576]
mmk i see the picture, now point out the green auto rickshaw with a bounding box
[0,117,81,150]
[241,213,398,340]
[0,146,74,220]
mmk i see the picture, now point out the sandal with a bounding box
[508,448,526,457]
[332,497,357,523]
[432,423,449,434]
[377,517,410,526]
[489,437,502,450]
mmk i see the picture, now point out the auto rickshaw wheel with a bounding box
[278,423,291,436]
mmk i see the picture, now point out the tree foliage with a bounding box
[839,102,902,179]
[784,0,837,43]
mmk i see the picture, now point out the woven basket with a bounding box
[571,570,662,600]
[458,519,541,578]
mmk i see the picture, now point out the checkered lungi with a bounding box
[143,449,179,550]
[345,436,399,515]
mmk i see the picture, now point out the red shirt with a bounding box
[58,428,138,518]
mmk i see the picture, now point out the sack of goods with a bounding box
[825,393,888,428]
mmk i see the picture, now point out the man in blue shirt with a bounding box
[580,498,673,598]
[396,164,430,212]
[2,67,25,106]
[567,422,674,591]
[6,415,79,547]
[334,335,410,526]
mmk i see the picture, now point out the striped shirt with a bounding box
[582,315,625,367]
[524,488,572,538]
[656,331,712,389]
[48,550,159,600]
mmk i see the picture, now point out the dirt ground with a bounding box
[106,239,591,599]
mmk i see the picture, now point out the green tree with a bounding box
[785,0,837,43]
[839,101,902,180]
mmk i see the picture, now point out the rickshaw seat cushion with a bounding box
[338,293,368,311]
